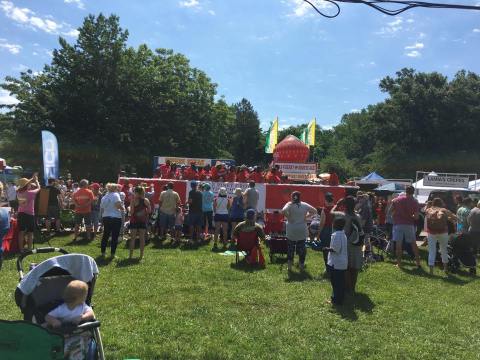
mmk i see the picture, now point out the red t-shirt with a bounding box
[328,172,339,186]
[73,188,94,214]
[159,164,170,178]
[266,172,281,184]
[323,205,334,227]
[225,171,236,182]
[392,195,420,226]
[184,168,199,181]
[251,172,264,183]
[236,171,248,183]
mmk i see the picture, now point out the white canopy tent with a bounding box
[413,178,476,204]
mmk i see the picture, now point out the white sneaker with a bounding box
[287,261,293,272]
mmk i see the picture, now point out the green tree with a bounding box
[231,99,263,165]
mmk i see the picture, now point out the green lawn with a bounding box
[1,234,479,360]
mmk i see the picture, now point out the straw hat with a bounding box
[219,187,227,196]
[234,188,243,196]
[17,178,30,189]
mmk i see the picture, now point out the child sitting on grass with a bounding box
[45,280,95,359]
[324,217,348,306]
[174,206,184,245]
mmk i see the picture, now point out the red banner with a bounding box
[118,178,348,210]
[265,184,346,210]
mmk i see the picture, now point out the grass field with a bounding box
[1,234,479,360]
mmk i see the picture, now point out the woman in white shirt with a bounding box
[100,183,124,258]
[213,187,231,249]
[281,191,317,272]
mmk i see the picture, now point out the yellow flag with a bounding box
[265,117,279,153]
[307,118,316,146]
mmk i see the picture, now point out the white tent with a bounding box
[413,178,475,204]
[469,179,480,191]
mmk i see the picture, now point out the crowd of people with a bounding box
[153,160,340,185]
[1,176,479,306]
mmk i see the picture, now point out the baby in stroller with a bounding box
[45,280,95,359]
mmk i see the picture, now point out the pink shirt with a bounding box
[392,195,420,226]
[17,189,40,215]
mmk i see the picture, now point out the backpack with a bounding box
[426,207,448,232]
[347,217,364,246]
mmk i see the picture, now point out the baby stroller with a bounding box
[11,247,105,359]
[448,233,477,275]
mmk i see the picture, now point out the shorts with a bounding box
[91,210,100,227]
[129,222,147,230]
[203,211,213,229]
[214,214,229,223]
[392,224,416,244]
[230,216,244,223]
[75,213,93,227]
[47,206,60,219]
[18,213,35,232]
[188,213,203,227]
[174,224,183,231]
[159,212,175,229]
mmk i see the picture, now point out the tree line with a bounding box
[1,14,479,181]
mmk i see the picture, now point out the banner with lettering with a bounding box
[41,130,59,184]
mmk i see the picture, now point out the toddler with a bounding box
[324,217,348,305]
[45,280,95,359]
[174,206,184,245]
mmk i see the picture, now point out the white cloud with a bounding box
[376,17,403,36]
[287,0,332,18]
[179,0,200,8]
[0,38,21,54]
[62,28,79,38]
[208,10,215,16]
[64,0,85,10]
[350,109,361,113]
[473,28,480,33]
[0,89,19,105]
[406,50,421,57]
[0,1,78,37]
[406,18,414,23]
[405,42,424,50]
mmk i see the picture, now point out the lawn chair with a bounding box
[266,236,289,263]
[235,231,260,264]
[0,320,64,359]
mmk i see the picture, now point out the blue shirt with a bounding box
[202,191,214,212]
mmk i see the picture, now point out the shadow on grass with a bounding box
[116,258,140,267]
[284,270,314,282]
[399,266,472,285]
[94,255,113,267]
[330,292,375,321]
[229,260,265,273]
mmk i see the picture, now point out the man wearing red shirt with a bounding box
[198,165,211,181]
[236,165,249,183]
[391,185,421,268]
[250,167,264,183]
[73,179,95,241]
[159,160,171,179]
[225,166,236,182]
[184,163,199,181]
[265,168,281,184]
[328,167,340,186]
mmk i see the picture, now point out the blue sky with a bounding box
[1,0,479,130]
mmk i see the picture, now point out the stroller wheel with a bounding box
[469,267,477,276]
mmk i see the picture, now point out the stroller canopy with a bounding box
[18,254,99,296]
